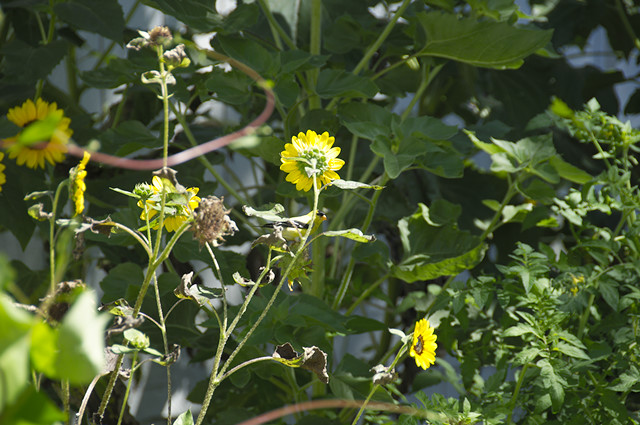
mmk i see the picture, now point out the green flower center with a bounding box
[298,147,329,177]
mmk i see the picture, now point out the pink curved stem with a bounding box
[67,50,275,170]
[234,399,419,425]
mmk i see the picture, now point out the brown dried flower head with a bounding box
[148,26,173,46]
[192,196,238,247]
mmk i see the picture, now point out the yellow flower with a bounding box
[280,130,345,192]
[3,98,73,169]
[0,152,6,191]
[70,151,91,216]
[137,176,201,232]
[409,318,437,370]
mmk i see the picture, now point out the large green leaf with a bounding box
[338,102,393,141]
[54,0,125,42]
[31,291,110,384]
[141,0,222,32]
[391,203,486,283]
[0,294,33,411]
[316,69,379,99]
[1,39,68,84]
[216,35,280,77]
[415,12,553,68]
[205,68,253,105]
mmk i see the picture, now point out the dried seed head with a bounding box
[192,196,238,247]
[148,26,173,46]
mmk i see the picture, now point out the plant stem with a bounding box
[257,0,296,49]
[333,173,389,309]
[48,180,66,293]
[116,351,138,425]
[151,272,172,425]
[62,379,70,424]
[195,249,275,425]
[506,364,530,425]
[351,341,408,425]
[346,273,390,315]
[326,0,412,112]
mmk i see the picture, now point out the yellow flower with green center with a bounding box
[0,152,6,191]
[137,176,201,232]
[3,98,73,169]
[409,318,437,370]
[280,130,345,192]
[70,151,91,216]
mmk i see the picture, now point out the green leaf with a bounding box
[323,229,376,243]
[99,120,159,156]
[599,280,619,310]
[1,39,68,84]
[55,291,110,384]
[465,130,505,155]
[503,324,536,337]
[54,0,125,42]
[16,114,62,146]
[538,359,565,413]
[0,294,33,411]
[345,316,387,333]
[391,203,486,283]
[330,179,385,190]
[141,0,222,32]
[173,409,194,425]
[216,35,279,77]
[554,342,590,360]
[316,69,378,99]
[100,263,144,304]
[549,156,592,184]
[242,204,285,221]
[205,68,252,105]
[0,385,65,425]
[338,102,393,141]
[416,12,553,68]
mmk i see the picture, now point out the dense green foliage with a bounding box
[0,1,639,424]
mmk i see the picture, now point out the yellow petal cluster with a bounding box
[280,130,344,192]
[409,318,438,370]
[70,151,91,216]
[137,176,201,232]
[3,98,73,169]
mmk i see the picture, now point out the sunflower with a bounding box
[0,152,6,191]
[280,130,345,192]
[70,151,90,216]
[137,176,201,232]
[409,318,438,370]
[3,98,73,169]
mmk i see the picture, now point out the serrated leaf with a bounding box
[416,12,553,68]
[503,323,536,337]
[554,342,590,360]
[54,0,125,42]
[538,359,565,412]
[316,69,378,99]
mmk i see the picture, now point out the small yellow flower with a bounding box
[3,98,73,169]
[570,274,584,296]
[137,176,200,232]
[0,152,6,191]
[70,151,90,216]
[280,130,344,192]
[409,318,438,370]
